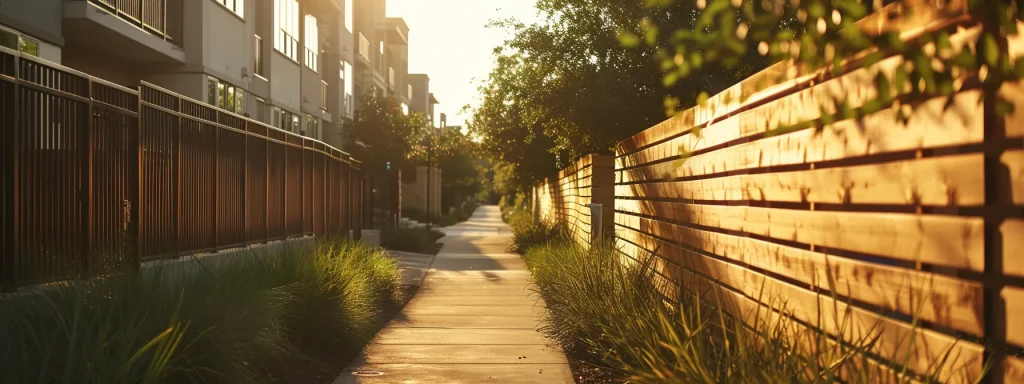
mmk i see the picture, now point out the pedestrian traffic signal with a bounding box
[386,161,391,170]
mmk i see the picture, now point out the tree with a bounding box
[345,95,427,175]
[624,0,1024,130]
[471,0,768,197]
[411,126,487,211]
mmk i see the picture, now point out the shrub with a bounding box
[0,238,401,384]
[381,227,446,254]
[507,210,566,254]
[524,241,965,383]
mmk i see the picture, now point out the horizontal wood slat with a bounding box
[614,211,985,334]
[535,154,615,248]
[615,199,985,271]
[618,153,985,206]
[605,3,1021,382]
[616,225,985,383]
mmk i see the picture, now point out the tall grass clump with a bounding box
[0,237,401,384]
[507,209,566,254]
[525,241,968,383]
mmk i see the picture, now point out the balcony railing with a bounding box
[86,0,178,43]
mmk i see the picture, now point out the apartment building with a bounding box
[0,0,358,147]
[408,73,439,127]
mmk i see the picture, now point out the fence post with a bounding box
[213,113,220,251]
[243,121,249,245]
[82,82,95,278]
[2,53,18,290]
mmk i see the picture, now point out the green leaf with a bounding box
[1015,57,1024,77]
[617,31,641,48]
[996,98,1015,116]
[688,52,704,69]
[663,72,680,87]
[661,58,676,71]
[697,91,710,107]
[875,72,892,102]
[949,50,977,69]
[643,0,675,8]
[894,66,908,94]
[835,0,867,19]
[808,2,826,18]
[983,33,1000,67]
[645,25,660,46]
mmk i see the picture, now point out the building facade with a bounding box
[0,0,368,148]
[407,73,438,127]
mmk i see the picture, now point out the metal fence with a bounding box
[1,48,366,290]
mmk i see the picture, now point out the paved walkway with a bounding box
[336,206,574,384]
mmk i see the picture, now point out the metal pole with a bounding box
[426,131,431,231]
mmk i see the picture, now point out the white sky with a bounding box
[386,0,541,127]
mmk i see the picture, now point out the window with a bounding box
[304,15,318,72]
[344,0,353,32]
[401,103,408,115]
[207,76,245,114]
[254,35,264,77]
[388,67,395,90]
[357,33,369,62]
[343,61,354,116]
[321,81,328,111]
[272,107,300,133]
[306,114,319,139]
[216,0,244,17]
[379,40,384,55]
[273,0,299,61]
[255,97,267,122]
[408,84,412,100]
[1,28,39,57]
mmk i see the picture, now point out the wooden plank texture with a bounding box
[615,225,984,383]
[617,153,985,206]
[615,199,985,271]
[613,211,984,334]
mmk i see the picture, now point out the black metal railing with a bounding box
[84,0,180,43]
[1,48,368,290]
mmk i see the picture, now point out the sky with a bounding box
[386,0,541,128]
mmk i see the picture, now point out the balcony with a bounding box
[62,0,185,64]
[357,33,370,65]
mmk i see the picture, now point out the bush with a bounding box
[382,227,446,254]
[0,238,401,384]
[403,200,480,227]
[507,209,566,254]
[525,241,964,383]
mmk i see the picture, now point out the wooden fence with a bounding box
[533,154,615,247]
[1,48,366,290]
[536,1,1024,382]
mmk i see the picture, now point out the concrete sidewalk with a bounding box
[335,206,574,384]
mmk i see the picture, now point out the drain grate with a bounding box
[352,370,384,377]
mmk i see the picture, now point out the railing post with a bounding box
[265,134,269,243]
[82,81,95,278]
[134,88,143,270]
[174,92,182,257]
[213,114,219,251]
[243,122,248,245]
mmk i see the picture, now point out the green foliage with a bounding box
[346,94,429,176]
[403,200,481,227]
[506,210,567,254]
[381,227,446,254]
[411,126,487,211]
[524,241,967,383]
[472,0,767,197]
[625,0,1024,133]
[0,239,401,383]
